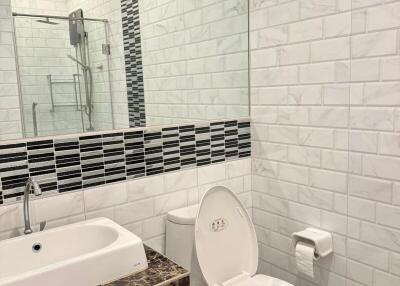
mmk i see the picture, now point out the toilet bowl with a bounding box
[166,186,294,286]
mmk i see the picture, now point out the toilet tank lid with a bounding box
[167,204,199,225]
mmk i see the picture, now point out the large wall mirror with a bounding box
[2,0,249,140]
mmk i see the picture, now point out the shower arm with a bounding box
[67,55,89,71]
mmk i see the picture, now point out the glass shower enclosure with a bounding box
[13,11,114,138]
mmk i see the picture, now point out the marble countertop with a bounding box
[102,245,190,286]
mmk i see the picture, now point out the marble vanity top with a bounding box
[102,245,190,286]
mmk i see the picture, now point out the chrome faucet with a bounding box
[23,178,42,235]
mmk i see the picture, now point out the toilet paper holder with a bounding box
[292,228,333,261]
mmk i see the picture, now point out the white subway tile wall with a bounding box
[348,0,400,284]
[250,0,400,286]
[138,0,249,126]
[0,158,252,254]
[0,1,22,141]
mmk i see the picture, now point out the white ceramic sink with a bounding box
[0,218,148,286]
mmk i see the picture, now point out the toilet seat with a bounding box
[195,186,294,286]
[225,274,294,286]
[223,274,294,286]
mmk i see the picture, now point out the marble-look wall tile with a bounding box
[164,169,197,193]
[366,2,400,31]
[374,271,400,286]
[288,85,321,105]
[84,183,128,212]
[361,222,400,252]
[154,190,188,216]
[127,175,165,201]
[33,192,84,223]
[347,239,389,271]
[0,203,23,233]
[250,0,400,285]
[351,30,397,58]
[348,1,400,286]
[348,175,392,203]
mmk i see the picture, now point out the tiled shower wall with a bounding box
[250,0,400,286]
[0,2,22,141]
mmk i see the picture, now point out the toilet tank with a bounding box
[166,204,198,270]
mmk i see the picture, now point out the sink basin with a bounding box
[0,218,148,286]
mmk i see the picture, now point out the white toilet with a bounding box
[166,186,294,286]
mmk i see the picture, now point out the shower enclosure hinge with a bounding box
[102,44,111,55]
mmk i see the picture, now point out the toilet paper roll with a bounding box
[295,241,315,278]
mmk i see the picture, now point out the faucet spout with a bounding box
[23,178,42,235]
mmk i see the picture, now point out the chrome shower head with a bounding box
[36,17,59,25]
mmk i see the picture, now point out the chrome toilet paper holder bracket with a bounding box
[292,228,333,261]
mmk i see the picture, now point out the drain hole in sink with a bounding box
[32,243,42,253]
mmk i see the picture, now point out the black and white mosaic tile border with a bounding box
[121,0,146,128]
[0,119,250,205]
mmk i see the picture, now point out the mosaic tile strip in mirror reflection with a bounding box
[121,0,146,127]
[0,119,250,205]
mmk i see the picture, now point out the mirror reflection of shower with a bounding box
[68,9,94,131]
[12,10,112,137]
